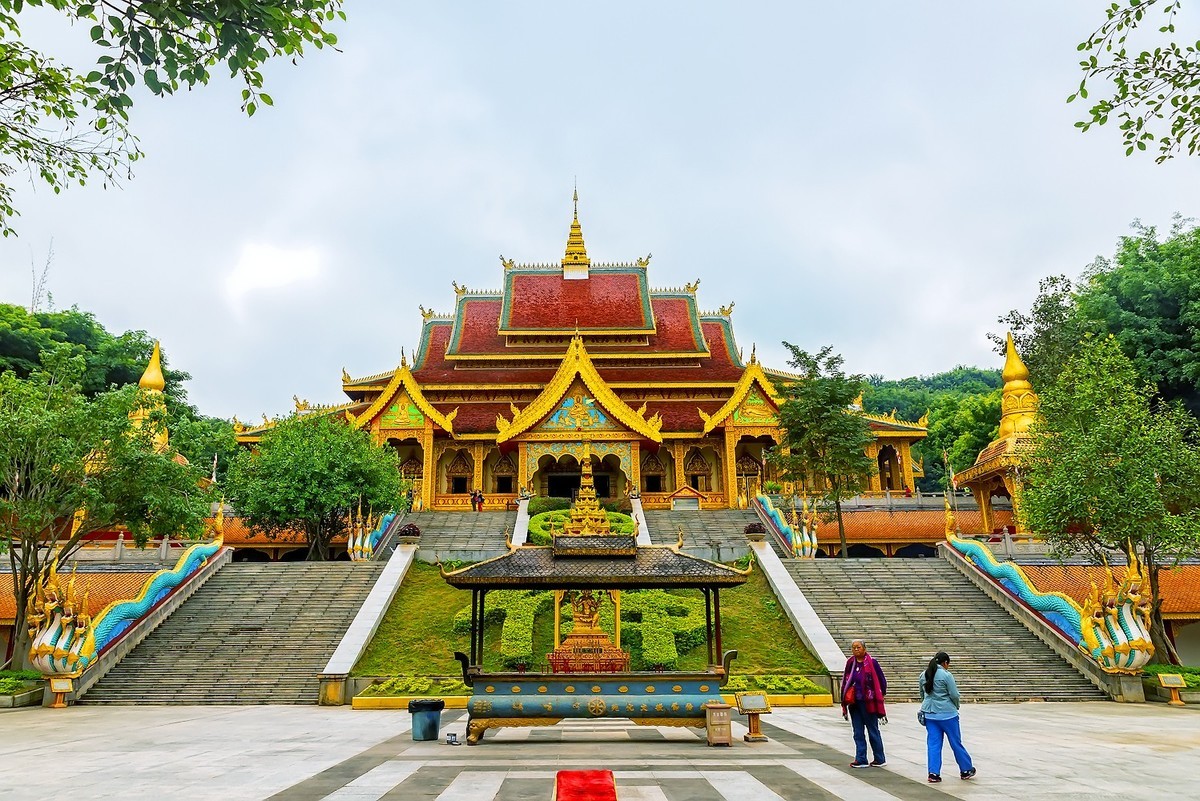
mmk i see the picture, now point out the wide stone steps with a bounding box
[80,562,385,705]
[785,559,1107,703]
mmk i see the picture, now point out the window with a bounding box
[644,475,663,493]
[452,476,469,494]
[496,476,513,494]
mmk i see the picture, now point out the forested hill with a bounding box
[863,367,1003,492]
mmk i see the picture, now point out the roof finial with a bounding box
[562,185,590,273]
[400,347,407,369]
[998,332,1039,439]
[139,341,166,392]
[750,343,757,364]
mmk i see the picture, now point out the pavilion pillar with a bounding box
[629,440,640,495]
[901,441,915,491]
[713,588,724,664]
[612,590,621,648]
[553,590,563,648]
[974,487,993,535]
[704,589,714,666]
[866,441,881,493]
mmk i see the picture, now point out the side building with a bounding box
[235,196,928,512]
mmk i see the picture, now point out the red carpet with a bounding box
[553,770,617,801]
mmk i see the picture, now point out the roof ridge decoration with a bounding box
[699,360,780,434]
[858,408,927,430]
[562,188,591,271]
[348,364,458,434]
[495,334,663,443]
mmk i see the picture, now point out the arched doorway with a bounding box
[639,449,674,495]
[387,436,424,506]
[846,543,885,558]
[877,445,901,491]
[894,543,937,558]
[439,448,475,496]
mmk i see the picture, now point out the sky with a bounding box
[1,3,1198,420]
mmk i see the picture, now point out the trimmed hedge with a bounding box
[1144,664,1200,688]
[452,589,557,668]
[527,510,635,546]
[725,674,825,695]
[527,497,571,515]
[360,676,471,697]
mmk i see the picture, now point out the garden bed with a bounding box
[0,671,43,708]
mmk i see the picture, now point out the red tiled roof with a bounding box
[1022,565,1200,618]
[214,517,341,548]
[503,271,651,331]
[412,318,746,386]
[447,295,705,357]
[1,572,154,624]
[643,401,728,432]
[816,509,1015,544]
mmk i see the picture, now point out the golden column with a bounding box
[901,441,916,491]
[420,423,435,512]
[673,442,686,495]
[517,442,529,494]
[471,443,485,494]
[723,428,738,508]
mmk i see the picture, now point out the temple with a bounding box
[235,193,928,512]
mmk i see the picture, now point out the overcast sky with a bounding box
[2,3,1198,420]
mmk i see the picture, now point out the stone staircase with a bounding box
[80,562,385,705]
[404,511,514,553]
[643,509,758,561]
[784,558,1107,702]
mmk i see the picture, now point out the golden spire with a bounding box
[562,187,591,271]
[139,341,165,392]
[998,333,1040,439]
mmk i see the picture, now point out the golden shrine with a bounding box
[235,193,928,510]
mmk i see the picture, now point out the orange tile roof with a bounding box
[0,572,154,624]
[213,517,335,547]
[816,509,1015,544]
[1022,565,1200,619]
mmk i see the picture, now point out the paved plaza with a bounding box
[2,702,1198,800]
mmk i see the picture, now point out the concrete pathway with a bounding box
[2,702,1197,799]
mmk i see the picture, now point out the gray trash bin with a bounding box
[408,698,445,741]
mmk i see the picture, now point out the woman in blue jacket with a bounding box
[919,651,976,783]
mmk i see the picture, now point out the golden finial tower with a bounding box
[131,341,169,452]
[562,187,591,278]
[997,333,1040,439]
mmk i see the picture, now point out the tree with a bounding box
[0,0,344,236]
[769,344,875,558]
[1072,0,1200,161]
[1076,218,1200,416]
[990,274,1088,390]
[919,390,1002,492]
[0,348,212,668]
[226,414,404,561]
[1021,334,1200,663]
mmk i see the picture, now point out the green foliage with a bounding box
[0,349,212,666]
[526,510,635,546]
[1023,333,1200,662]
[359,676,471,697]
[992,275,1087,391]
[771,345,874,556]
[0,0,345,235]
[0,669,41,694]
[1071,0,1200,161]
[724,674,825,695]
[527,496,570,515]
[1143,664,1200,687]
[451,589,557,668]
[226,414,404,560]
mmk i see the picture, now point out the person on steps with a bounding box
[919,650,976,783]
[840,639,887,768]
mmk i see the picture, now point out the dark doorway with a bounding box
[594,475,610,498]
[548,474,581,498]
[894,543,937,558]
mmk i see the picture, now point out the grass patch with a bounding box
[354,556,824,678]
[1143,664,1200,688]
[725,674,826,695]
[0,670,41,695]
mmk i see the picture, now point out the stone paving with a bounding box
[2,702,1198,799]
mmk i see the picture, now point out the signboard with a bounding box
[1158,674,1188,689]
[48,677,73,694]
[734,692,771,714]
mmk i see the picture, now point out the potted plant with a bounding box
[397,523,421,544]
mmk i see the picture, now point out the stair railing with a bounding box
[750,495,795,558]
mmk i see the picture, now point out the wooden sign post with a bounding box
[48,677,73,709]
[1158,674,1188,707]
[734,692,772,742]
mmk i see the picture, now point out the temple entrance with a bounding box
[878,445,901,491]
[548,474,581,498]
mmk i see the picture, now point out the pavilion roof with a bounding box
[441,544,750,589]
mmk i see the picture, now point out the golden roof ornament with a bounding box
[636,253,653,267]
[293,395,310,412]
[419,305,435,321]
[750,343,757,364]
[719,302,735,316]
[139,341,166,392]
[500,254,515,270]
[998,332,1040,439]
[452,281,467,297]
[562,188,591,270]
[400,347,408,369]
[342,367,351,383]
[684,278,700,293]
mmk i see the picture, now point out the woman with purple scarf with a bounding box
[840,639,887,768]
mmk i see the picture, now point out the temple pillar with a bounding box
[973,486,993,535]
[517,442,528,494]
[672,442,685,494]
[629,440,640,494]
[723,429,738,508]
[420,424,434,512]
[901,441,915,491]
[553,590,563,648]
[866,441,882,493]
[471,443,485,494]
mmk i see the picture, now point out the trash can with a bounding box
[408,698,445,741]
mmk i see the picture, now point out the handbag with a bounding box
[917,710,927,726]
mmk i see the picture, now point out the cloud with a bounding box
[224,243,322,314]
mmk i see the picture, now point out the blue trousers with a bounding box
[848,703,885,764]
[926,715,973,775]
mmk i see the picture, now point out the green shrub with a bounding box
[725,674,825,695]
[451,589,556,667]
[527,510,635,545]
[358,676,471,697]
[527,496,571,515]
[1144,664,1200,688]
